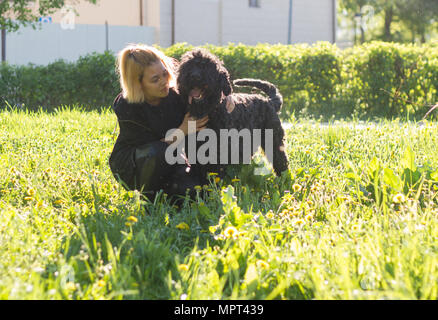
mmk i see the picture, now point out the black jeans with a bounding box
[134,141,201,203]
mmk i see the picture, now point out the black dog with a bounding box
[177,48,289,182]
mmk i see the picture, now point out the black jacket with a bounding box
[108,88,187,189]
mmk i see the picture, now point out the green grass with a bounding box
[1,107,437,300]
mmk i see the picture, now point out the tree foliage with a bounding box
[0,0,96,32]
[338,0,438,43]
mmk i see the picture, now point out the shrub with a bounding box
[0,42,437,120]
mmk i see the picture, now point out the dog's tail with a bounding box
[233,78,283,112]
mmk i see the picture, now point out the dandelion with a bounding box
[351,223,360,232]
[53,199,64,205]
[208,172,218,177]
[194,185,202,191]
[97,280,106,287]
[292,184,302,193]
[176,222,190,230]
[223,226,238,239]
[393,193,406,203]
[266,210,274,219]
[214,177,221,184]
[26,188,35,196]
[65,282,76,291]
[178,264,189,272]
[36,200,45,209]
[294,218,305,227]
[24,196,34,201]
[127,216,138,223]
[305,214,313,222]
[231,178,240,183]
[256,260,270,270]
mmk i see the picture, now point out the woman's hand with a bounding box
[178,112,209,136]
[161,113,209,145]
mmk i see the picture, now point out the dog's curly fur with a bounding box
[177,48,289,181]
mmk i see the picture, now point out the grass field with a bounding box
[0,107,437,300]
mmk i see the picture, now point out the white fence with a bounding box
[1,23,155,66]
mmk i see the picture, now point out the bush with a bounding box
[1,42,437,120]
[0,51,119,111]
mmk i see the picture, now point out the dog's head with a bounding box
[177,48,232,119]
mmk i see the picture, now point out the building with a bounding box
[2,0,337,65]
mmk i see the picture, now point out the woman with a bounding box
[108,44,208,202]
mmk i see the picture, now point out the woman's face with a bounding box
[141,60,170,105]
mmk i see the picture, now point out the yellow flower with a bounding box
[97,280,106,287]
[36,200,45,209]
[127,216,138,223]
[178,264,189,272]
[231,178,240,183]
[24,196,34,201]
[305,214,313,222]
[294,218,305,227]
[26,188,36,196]
[208,172,218,177]
[292,184,302,193]
[53,199,64,205]
[256,260,270,270]
[266,210,274,219]
[194,185,202,191]
[176,222,190,230]
[214,177,221,184]
[223,226,238,239]
[65,282,76,291]
[393,193,406,203]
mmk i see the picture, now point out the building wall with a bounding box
[175,0,220,46]
[157,0,335,47]
[49,0,142,26]
[4,23,155,65]
[291,0,335,44]
[221,0,290,45]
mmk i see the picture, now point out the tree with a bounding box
[338,0,370,44]
[398,0,438,43]
[0,0,96,32]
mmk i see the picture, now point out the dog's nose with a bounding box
[190,70,202,82]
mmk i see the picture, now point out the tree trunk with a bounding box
[383,6,393,42]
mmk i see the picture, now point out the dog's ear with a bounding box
[220,70,232,96]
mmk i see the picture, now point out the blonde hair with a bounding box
[117,44,177,103]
